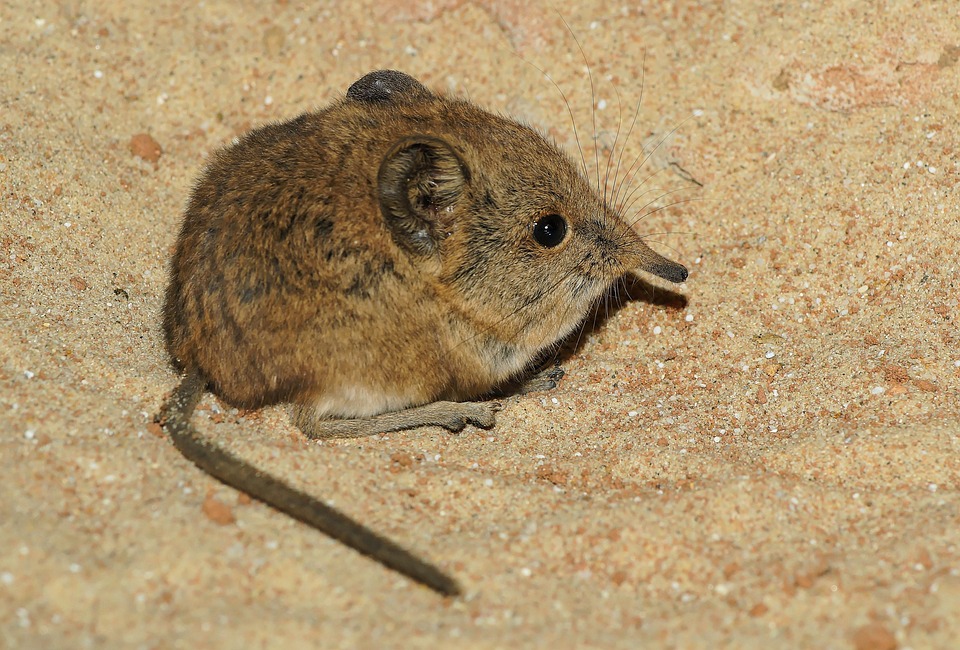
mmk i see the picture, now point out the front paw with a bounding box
[518,365,566,395]
[444,401,498,432]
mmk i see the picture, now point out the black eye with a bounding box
[532,214,567,248]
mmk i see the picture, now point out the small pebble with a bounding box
[202,493,236,525]
[852,622,897,650]
[129,133,163,164]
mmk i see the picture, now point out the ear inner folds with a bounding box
[377,136,469,256]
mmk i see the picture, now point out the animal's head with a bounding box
[350,70,687,350]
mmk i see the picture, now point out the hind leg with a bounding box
[294,400,500,440]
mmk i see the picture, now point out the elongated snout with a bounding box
[636,242,688,283]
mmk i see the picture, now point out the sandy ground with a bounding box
[3,0,959,648]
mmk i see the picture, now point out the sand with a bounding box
[2,1,958,648]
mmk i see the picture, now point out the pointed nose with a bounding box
[637,243,687,283]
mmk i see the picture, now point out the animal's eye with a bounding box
[532,214,567,248]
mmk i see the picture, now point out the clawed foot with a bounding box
[297,400,501,439]
[441,401,500,432]
[517,365,566,395]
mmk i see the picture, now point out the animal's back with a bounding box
[162,103,448,410]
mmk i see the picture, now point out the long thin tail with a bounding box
[159,370,462,596]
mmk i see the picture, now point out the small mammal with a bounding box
[159,70,687,596]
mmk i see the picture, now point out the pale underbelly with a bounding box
[310,383,421,419]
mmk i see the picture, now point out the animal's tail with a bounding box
[159,370,462,596]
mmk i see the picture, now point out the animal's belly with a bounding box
[310,383,421,419]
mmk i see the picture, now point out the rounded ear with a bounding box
[377,137,470,256]
[346,70,433,104]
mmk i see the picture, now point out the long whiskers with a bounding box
[628,197,714,233]
[557,14,602,206]
[608,50,647,212]
[602,79,625,210]
[520,58,591,185]
[623,186,703,226]
[612,113,697,218]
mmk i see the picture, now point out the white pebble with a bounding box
[627,410,638,417]
[684,314,693,322]
[93,70,103,79]
[764,351,775,359]
[264,95,273,106]
[1,572,13,585]
[653,326,662,335]
[870,386,886,395]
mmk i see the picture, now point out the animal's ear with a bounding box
[347,70,433,104]
[377,137,469,256]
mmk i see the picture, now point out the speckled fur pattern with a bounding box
[163,70,686,418]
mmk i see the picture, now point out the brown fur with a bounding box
[159,70,686,596]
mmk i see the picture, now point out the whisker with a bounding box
[602,81,625,211]
[610,50,647,212]
[615,183,673,211]
[622,186,702,226]
[614,166,671,211]
[557,13,601,200]
[613,113,697,217]
[550,282,586,366]
[627,197,715,230]
[632,237,686,259]
[515,56,591,183]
